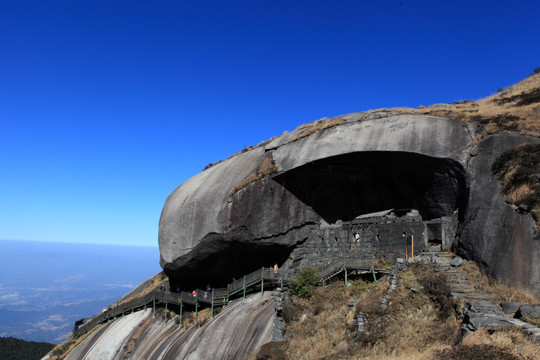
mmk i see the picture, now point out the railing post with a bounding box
[195,300,198,323]
[261,267,264,297]
[243,275,246,299]
[165,296,168,322]
[372,253,377,282]
[211,288,214,319]
[344,268,348,285]
[179,300,183,326]
[152,293,156,318]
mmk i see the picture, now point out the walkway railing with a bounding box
[73,267,295,338]
[73,256,375,338]
[319,254,375,285]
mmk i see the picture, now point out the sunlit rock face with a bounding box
[60,294,273,360]
[159,113,539,292]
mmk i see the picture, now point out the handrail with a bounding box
[73,266,295,337]
[73,256,374,338]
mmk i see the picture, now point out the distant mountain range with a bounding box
[0,240,161,343]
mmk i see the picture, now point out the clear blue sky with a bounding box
[1,1,539,247]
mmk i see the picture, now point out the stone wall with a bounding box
[286,211,426,269]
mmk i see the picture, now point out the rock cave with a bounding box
[165,151,469,291]
[273,151,468,224]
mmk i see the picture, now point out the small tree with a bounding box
[290,267,320,299]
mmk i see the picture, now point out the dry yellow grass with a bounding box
[277,267,460,360]
[349,329,540,360]
[258,262,540,360]
[123,315,153,358]
[118,271,168,306]
[290,119,346,142]
[180,308,212,329]
[459,329,540,360]
[375,72,540,140]
[48,324,101,360]
[461,261,539,304]
[229,156,278,196]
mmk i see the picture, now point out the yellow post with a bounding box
[411,235,414,258]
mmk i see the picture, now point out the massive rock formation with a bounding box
[56,294,273,360]
[159,113,540,293]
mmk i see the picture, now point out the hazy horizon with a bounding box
[0,240,161,343]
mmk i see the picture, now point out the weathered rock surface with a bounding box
[429,252,540,343]
[55,294,273,360]
[159,112,539,293]
[500,301,518,315]
[517,305,540,321]
[457,132,540,292]
[450,255,463,267]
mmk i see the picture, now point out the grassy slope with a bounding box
[255,263,540,360]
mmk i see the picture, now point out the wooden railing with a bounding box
[319,254,375,284]
[73,256,374,338]
[73,267,295,338]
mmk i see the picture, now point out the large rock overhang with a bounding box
[159,115,475,290]
[162,150,469,290]
[273,151,468,224]
[159,113,539,294]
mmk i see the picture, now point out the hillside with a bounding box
[0,337,54,360]
[256,259,539,360]
[50,73,540,359]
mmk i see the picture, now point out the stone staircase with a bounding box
[423,251,540,343]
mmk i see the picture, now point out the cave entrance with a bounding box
[426,219,443,250]
[165,240,292,292]
[273,151,468,224]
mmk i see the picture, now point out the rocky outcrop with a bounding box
[58,294,273,360]
[429,253,540,343]
[458,132,540,291]
[159,112,539,293]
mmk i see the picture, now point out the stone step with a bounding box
[449,279,472,284]
[467,302,503,315]
[449,285,474,290]
[421,252,452,257]
[462,294,497,302]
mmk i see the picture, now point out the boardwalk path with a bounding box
[73,255,375,338]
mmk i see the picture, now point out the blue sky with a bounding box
[1,1,539,247]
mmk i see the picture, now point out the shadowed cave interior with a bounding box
[273,151,468,224]
[166,151,468,291]
[165,240,293,292]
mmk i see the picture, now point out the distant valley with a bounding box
[0,240,161,343]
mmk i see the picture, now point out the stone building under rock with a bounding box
[287,208,458,270]
[158,113,540,294]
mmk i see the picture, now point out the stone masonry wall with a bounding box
[287,214,426,269]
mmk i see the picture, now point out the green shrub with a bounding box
[290,267,320,299]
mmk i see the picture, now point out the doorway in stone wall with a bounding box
[426,219,442,251]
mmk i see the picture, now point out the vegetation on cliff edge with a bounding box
[255,263,540,360]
